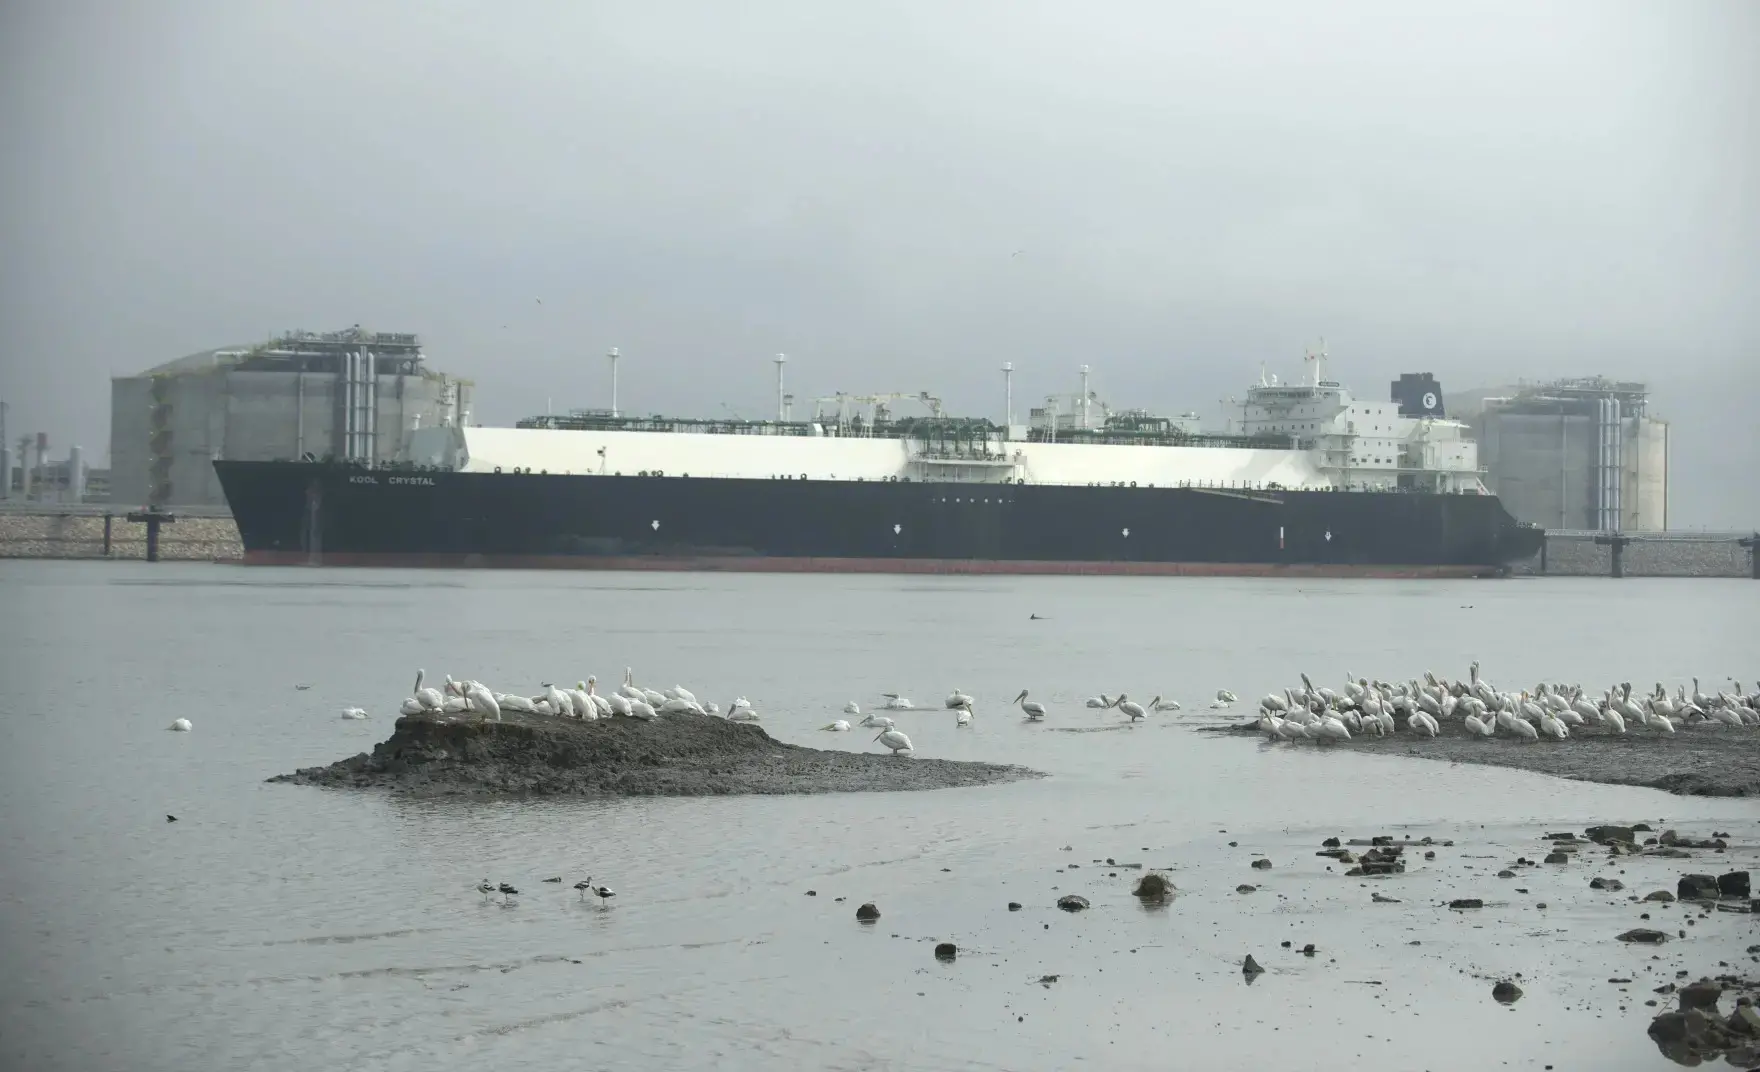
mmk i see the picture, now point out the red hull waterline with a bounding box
[240,550,1506,579]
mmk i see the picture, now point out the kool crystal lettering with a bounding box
[346,475,436,486]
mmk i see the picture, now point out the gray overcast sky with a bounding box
[2,1,1755,526]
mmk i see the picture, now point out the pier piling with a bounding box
[1593,533,1633,579]
[102,514,112,556]
[125,508,178,562]
[1742,534,1760,580]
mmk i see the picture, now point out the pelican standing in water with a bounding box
[945,688,974,710]
[881,694,916,710]
[875,728,914,755]
[1014,690,1047,721]
[1116,695,1156,722]
[1084,694,1114,709]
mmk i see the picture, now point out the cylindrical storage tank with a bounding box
[0,445,13,499]
[67,445,86,502]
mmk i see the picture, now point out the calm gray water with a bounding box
[2,561,1756,1072]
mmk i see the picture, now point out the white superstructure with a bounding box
[1236,353,1484,493]
[405,359,1486,495]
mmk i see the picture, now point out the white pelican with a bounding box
[585,677,613,716]
[618,669,645,702]
[1116,695,1156,722]
[955,705,973,726]
[339,706,368,720]
[1314,715,1351,742]
[1260,693,1288,713]
[1507,712,1539,741]
[168,718,192,732]
[604,691,632,717]
[542,683,572,719]
[1272,714,1306,741]
[945,688,974,710]
[843,701,861,715]
[1215,690,1238,704]
[468,682,502,721]
[1538,710,1569,740]
[1601,703,1626,734]
[727,703,760,722]
[667,685,698,705]
[731,697,753,712]
[497,692,537,714]
[571,682,598,721]
[441,696,468,714]
[659,697,697,715]
[1463,711,1494,737]
[860,713,895,730]
[629,699,659,721]
[1153,698,1181,712]
[875,728,913,755]
[399,698,424,716]
[881,694,915,710]
[822,719,852,732]
[1406,711,1439,738]
[1084,694,1113,709]
[1014,690,1047,721]
[413,670,444,712]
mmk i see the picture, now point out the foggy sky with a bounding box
[2,1,1755,527]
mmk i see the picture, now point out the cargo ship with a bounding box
[213,358,1543,577]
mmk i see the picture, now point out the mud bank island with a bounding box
[272,710,1041,797]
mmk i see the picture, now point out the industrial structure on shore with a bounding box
[1467,377,1667,532]
[107,327,470,507]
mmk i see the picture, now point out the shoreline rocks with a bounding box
[270,711,1041,797]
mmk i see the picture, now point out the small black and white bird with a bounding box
[579,878,615,906]
[497,883,519,903]
[476,880,496,901]
[166,814,178,823]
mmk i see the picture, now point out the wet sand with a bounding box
[270,711,1041,796]
[1207,721,1760,797]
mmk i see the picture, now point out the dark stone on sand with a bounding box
[1543,852,1569,864]
[1322,837,1341,848]
[1301,944,1316,956]
[1720,871,1751,898]
[1586,825,1636,844]
[1251,859,1272,870]
[1679,874,1721,901]
[934,942,957,961]
[1679,979,1723,1011]
[856,903,881,921]
[1632,822,1653,831]
[1497,870,1517,879]
[1243,954,1264,975]
[1449,899,1484,910]
[1008,902,1022,911]
[1236,884,1256,894]
[1661,829,1727,849]
[1619,928,1669,944]
[1371,892,1400,903]
[1644,890,1675,902]
[806,890,817,896]
[1590,877,1625,891]
[1492,981,1523,1003]
[1057,895,1090,912]
[269,710,1040,797]
[1132,872,1175,902]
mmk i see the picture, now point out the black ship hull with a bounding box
[212,461,1542,577]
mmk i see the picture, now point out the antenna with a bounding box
[1001,361,1014,430]
[606,347,621,418]
[774,353,787,422]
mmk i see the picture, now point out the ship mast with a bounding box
[607,347,621,418]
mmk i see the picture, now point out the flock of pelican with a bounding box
[388,667,761,724]
[1254,663,1760,743]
